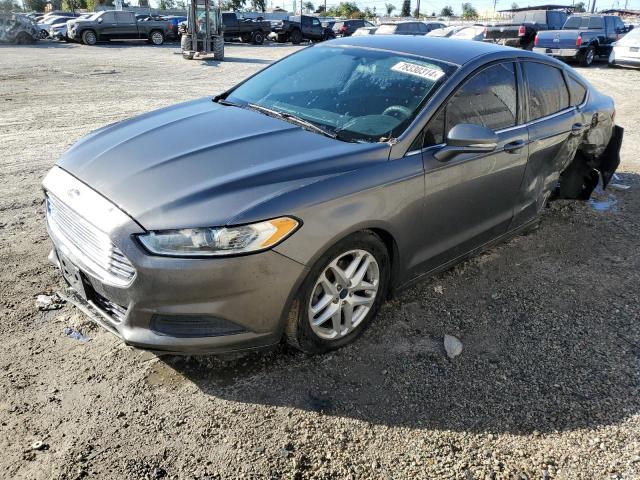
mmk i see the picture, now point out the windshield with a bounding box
[428,26,454,37]
[226,46,454,143]
[88,12,103,21]
[619,27,640,44]
[564,16,603,29]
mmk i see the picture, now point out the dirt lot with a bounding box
[1,41,639,480]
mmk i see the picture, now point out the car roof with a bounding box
[328,35,513,66]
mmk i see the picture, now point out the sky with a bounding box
[145,0,640,17]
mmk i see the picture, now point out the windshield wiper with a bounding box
[248,103,338,140]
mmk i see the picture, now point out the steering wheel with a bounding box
[382,105,412,120]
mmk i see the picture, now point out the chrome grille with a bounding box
[46,193,136,284]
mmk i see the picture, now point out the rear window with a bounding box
[566,76,587,106]
[523,62,570,120]
[513,10,547,24]
[564,16,603,29]
[377,24,397,34]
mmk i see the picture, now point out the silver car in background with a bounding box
[609,27,640,68]
[43,37,622,355]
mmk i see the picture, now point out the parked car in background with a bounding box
[37,15,70,39]
[484,8,568,50]
[43,36,621,355]
[353,26,377,36]
[164,15,187,40]
[427,25,466,37]
[375,21,434,35]
[609,26,640,68]
[451,25,485,41]
[271,15,334,44]
[534,14,627,66]
[424,21,447,32]
[0,13,39,44]
[222,12,271,44]
[321,20,335,29]
[332,19,375,37]
[67,10,172,46]
[50,13,93,41]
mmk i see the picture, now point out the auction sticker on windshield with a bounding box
[391,62,445,81]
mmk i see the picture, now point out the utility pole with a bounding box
[590,0,596,12]
[416,0,420,17]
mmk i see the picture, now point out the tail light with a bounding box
[340,25,347,33]
[518,25,525,36]
[483,26,487,38]
[576,35,582,47]
[534,34,538,46]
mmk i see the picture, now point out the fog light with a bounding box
[150,315,246,338]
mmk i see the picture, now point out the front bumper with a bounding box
[533,47,580,59]
[44,168,309,354]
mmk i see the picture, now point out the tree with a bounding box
[384,2,395,15]
[62,0,87,11]
[303,1,313,12]
[23,0,47,11]
[412,7,419,17]
[0,0,19,10]
[439,5,453,16]
[176,0,186,10]
[314,4,325,13]
[326,2,359,18]
[461,2,477,19]
[510,2,518,9]
[159,0,175,9]
[574,1,586,12]
[251,0,266,11]
[400,0,410,17]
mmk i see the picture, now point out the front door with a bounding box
[415,61,529,272]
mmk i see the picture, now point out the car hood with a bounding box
[57,97,389,231]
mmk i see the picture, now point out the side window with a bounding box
[523,62,570,120]
[615,17,625,32]
[446,62,517,132]
[566,75,587,106]
[102,12,116,23]
[422,63,517,147]
[589,16,604,29]
[116,12,133,23]
[312,18,320,27]
[605,16,614,32]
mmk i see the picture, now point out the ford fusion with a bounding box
[43,36,622,354]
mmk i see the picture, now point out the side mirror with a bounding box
[97,17,103,23]
[434,123,498,162]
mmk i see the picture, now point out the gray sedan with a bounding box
[43,36,622,355]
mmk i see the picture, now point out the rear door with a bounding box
[99,11,118,39]
[511,60,582,228]
[115,11,137,38]
[414,61,529,272]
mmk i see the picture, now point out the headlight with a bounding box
[137,217,299,257]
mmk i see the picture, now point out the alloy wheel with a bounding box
[308,249,380,340]
[586,48,594,65]
[151,31,164,45]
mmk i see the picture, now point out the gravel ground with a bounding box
[1,41,639,480]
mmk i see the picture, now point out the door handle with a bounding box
[571,123,585,135]
[503,140,526,153]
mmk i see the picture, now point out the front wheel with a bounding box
[81,30,97,45]
[285,231,390,354]
[213,36,224,61]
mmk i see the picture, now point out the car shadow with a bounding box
[202,56,274,66]
[156,173,640,435]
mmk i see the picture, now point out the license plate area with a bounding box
[57,250,88,300]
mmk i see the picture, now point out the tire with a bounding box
[39,29,48,39]
[276,34,287,43]
[290,28,303,45]
[213,36,224,61]
[15,32,35,45]
[285,231,390,354]
[252,30,265,45]
[149,30,164,46]
[81,29,97,46]
[579,45,595,67]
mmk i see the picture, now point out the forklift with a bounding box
[180,0,224,61]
